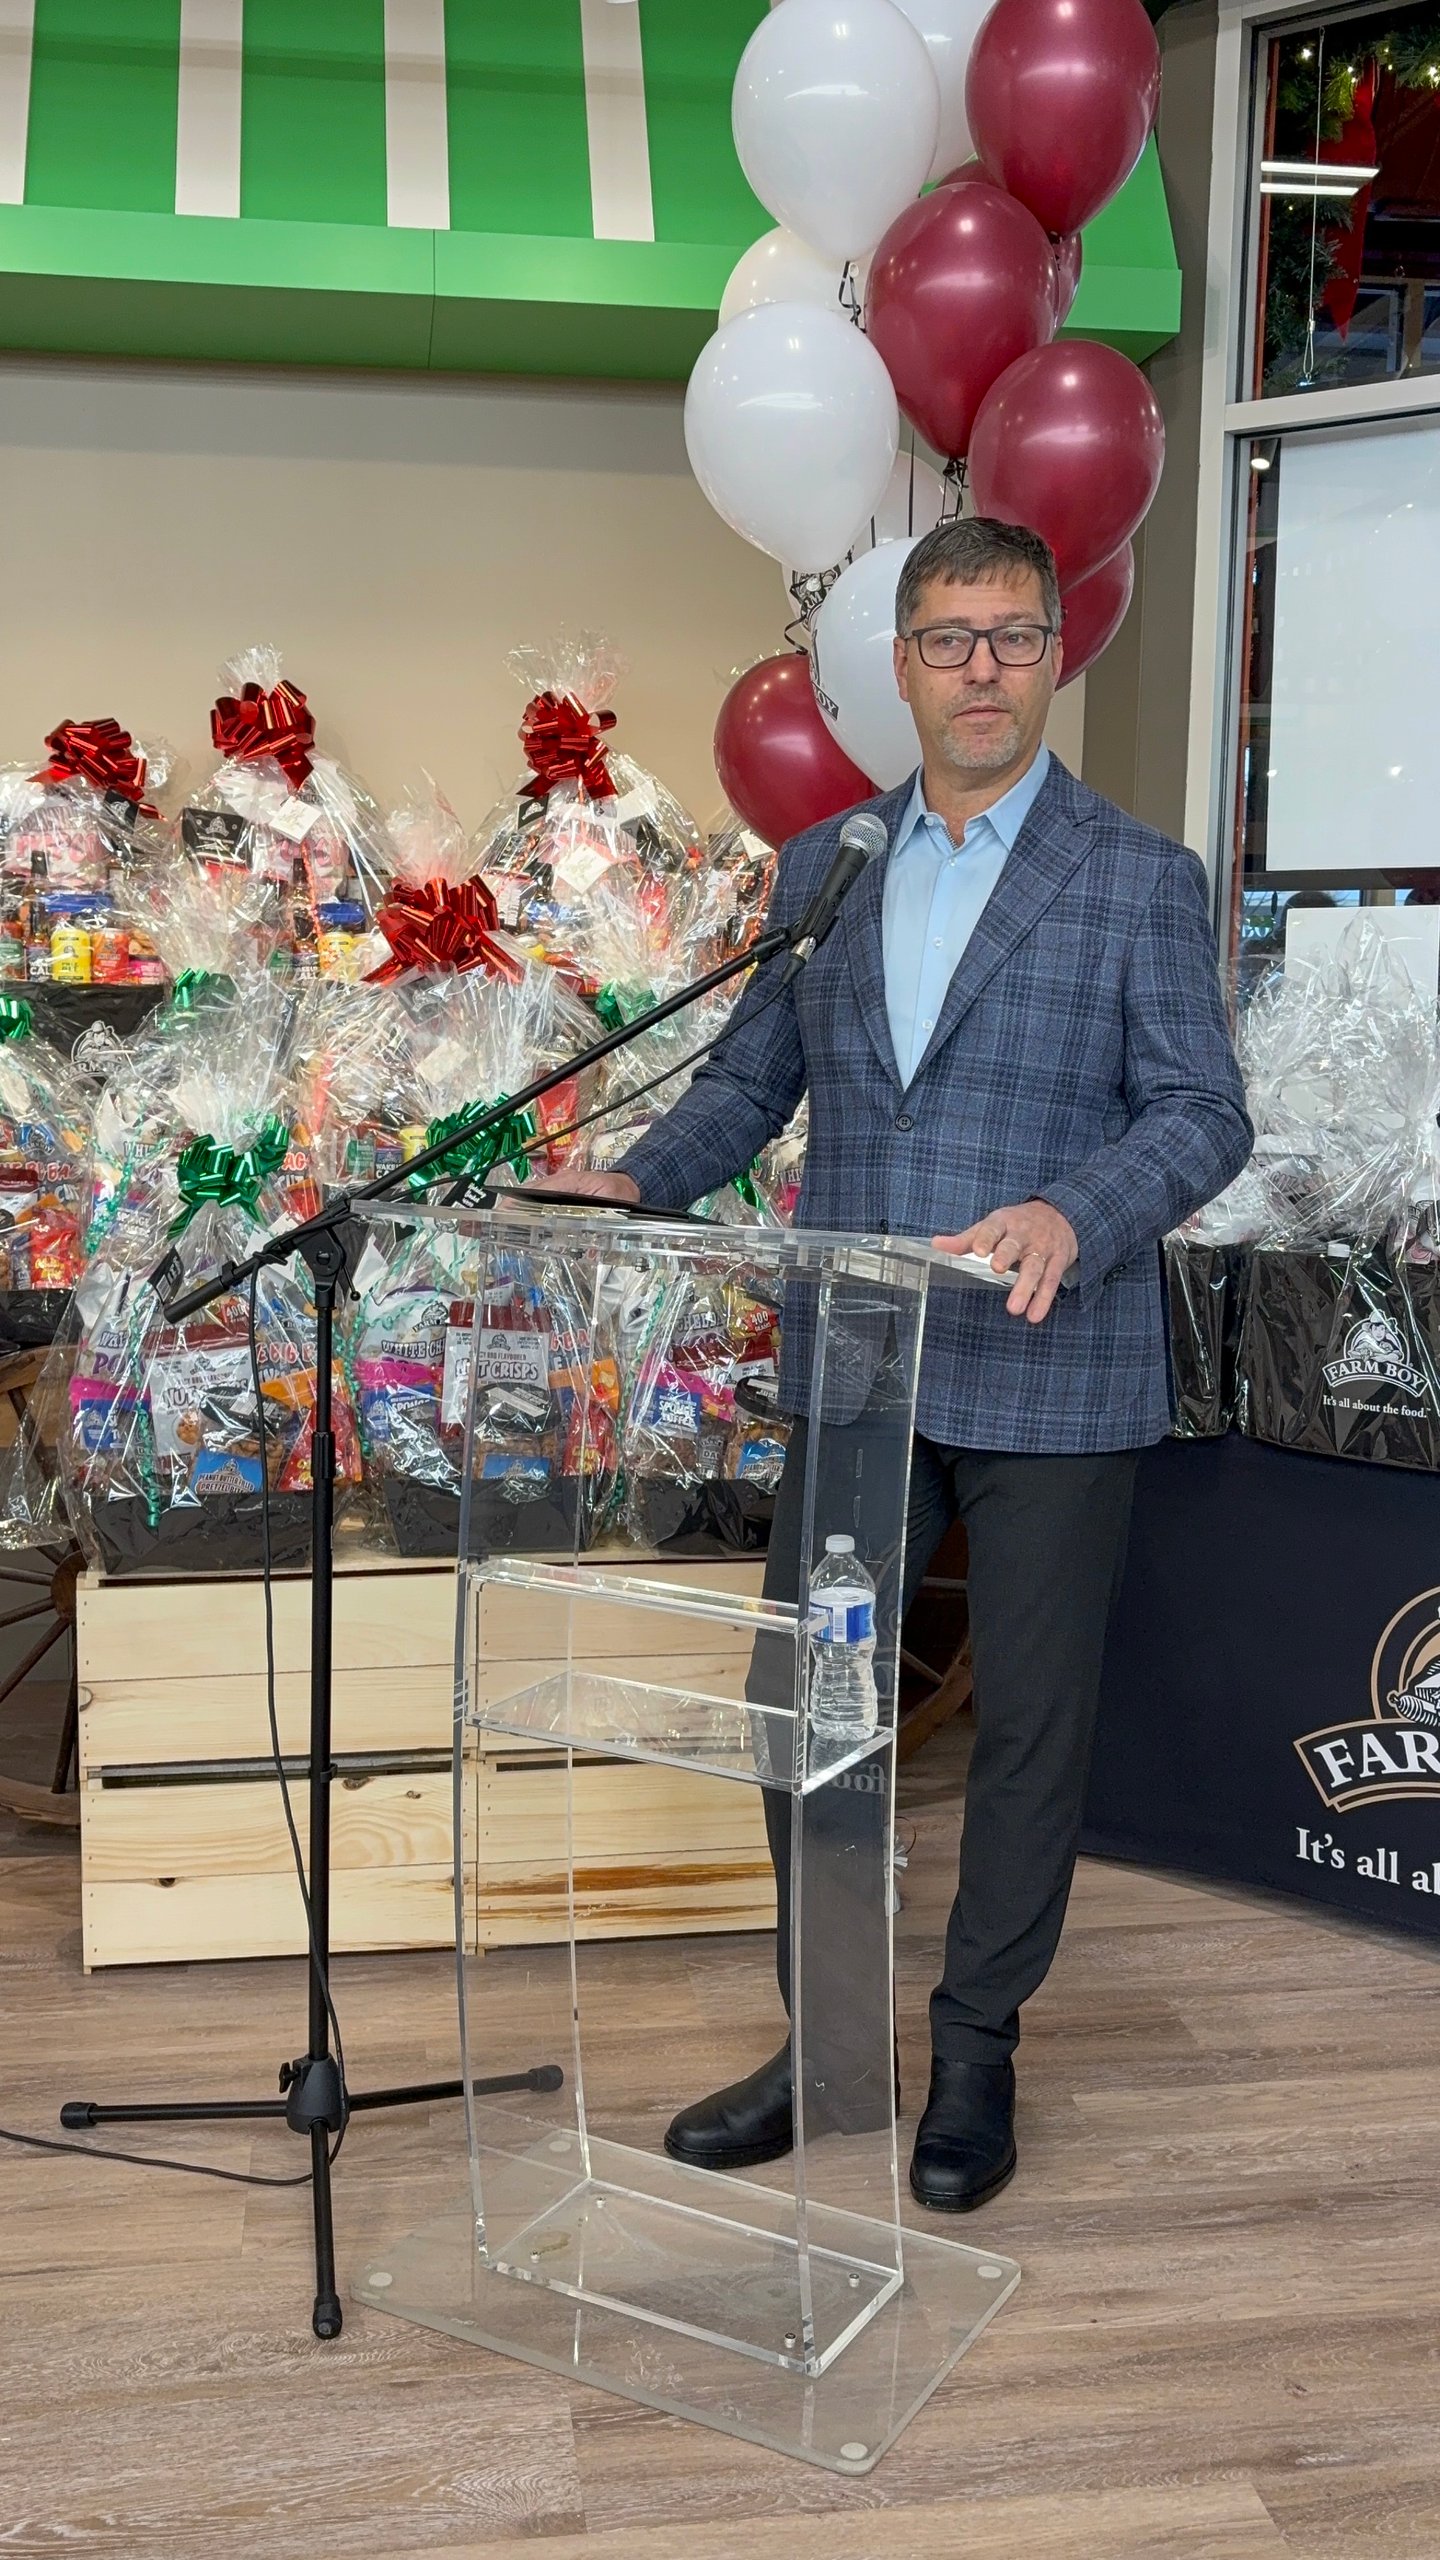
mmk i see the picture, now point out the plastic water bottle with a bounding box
[808,1535,879,1742]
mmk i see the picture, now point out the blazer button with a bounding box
[894,1112,914,1131]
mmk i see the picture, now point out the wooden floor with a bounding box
[3,1677,1440,2560]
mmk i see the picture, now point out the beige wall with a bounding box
[0,357,787,833]
[0,353,1081,836]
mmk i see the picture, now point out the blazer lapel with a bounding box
[843,777,916,1091]
[911,760,1095,1083]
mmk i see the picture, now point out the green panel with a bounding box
[24,0,180,216]
[445,0,589,239]
[639,0,768,248]
[1064,142,1181,360]
[432,228,734,377]
[0,205,434,366]
[241,0,388,227]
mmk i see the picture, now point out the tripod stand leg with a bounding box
[311,2123,342,2339]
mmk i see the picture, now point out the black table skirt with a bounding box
[1084,1434,1440,1939]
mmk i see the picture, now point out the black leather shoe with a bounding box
[908,2057,1017,2213]
[664,2044,793,2171]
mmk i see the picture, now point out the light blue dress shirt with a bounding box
[883,748,1051,1087]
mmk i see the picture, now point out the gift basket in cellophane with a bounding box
[174,644,393,980]
[1181,923,1440,1466]
[334,789,600,1555]
[0,716,170,990]
[57,968,360,1576]
[614,1247,791,1555]
[0,994,93,1334]
[0,988,97,1547]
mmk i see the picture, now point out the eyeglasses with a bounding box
[904,621,1055,670]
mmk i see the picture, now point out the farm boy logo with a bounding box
[1297,1586,1440,1812]
[1321,1312,1427,1408]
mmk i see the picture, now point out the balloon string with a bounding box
[941,457,969,523]
[838,261,863,328]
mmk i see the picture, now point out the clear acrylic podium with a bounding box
[352,1203,1019,2470]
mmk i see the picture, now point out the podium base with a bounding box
[353,2124,1019,2473]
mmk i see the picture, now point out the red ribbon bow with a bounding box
[36,717,154,811]
[519,689,617,803]
[210,677,316,788]
[365,876,524,985]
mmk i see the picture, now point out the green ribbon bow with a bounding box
[0,995,32,1043]
[168,1114,291,1235]
[164,970,234,1020]
[406,1098,538,1196]
[594,981,656,1034]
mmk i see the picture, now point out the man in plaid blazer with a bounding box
[559,518,1251,2212]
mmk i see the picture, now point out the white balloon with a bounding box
[720,227,855,329]
[780,450,945,601]
[731,0,941,264]
[810,539,922,788]
[888,0,994,180]
[685,302,899,573]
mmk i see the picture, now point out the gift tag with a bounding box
[551,840,616,898]
[269,794,320,846]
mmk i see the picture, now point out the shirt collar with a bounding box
[897,744,1051,858]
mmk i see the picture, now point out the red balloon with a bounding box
[1057,542,1134,685]
[966,0,1160,238]
[935,157,1001,189]
[1051,231,1083,326]
[714,654,872,850]
[969,340,1164,588]
[866,185,1056,464]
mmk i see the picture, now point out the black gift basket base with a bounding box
[91,1492,316,1579]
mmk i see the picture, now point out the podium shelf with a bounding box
[470,1555,815,1637]
[467,1665,887,1792]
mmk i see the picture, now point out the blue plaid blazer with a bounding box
[621,760,1252,1453]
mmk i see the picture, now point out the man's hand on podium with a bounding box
[524,1168,642,1205]
[933,1199,1078,1324]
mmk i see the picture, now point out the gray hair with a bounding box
[895,517,1061,636]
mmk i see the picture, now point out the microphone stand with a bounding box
[58,918,793,2341]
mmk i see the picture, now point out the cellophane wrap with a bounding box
[473,635,703,972]
[0,720,171,989]
[555,820,780,1177]
[1229,925,1440,1249]
[0,998,95,1548]
[618,1258,790,1554]
[1214,922,1440,1466]
[175,644,393,979]
[59,979,359,1575]
[338,953,595,1555]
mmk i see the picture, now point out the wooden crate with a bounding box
[77,1553,774,1970]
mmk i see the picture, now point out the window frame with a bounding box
[1187,0,1440,964]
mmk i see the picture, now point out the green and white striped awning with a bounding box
[0,2,1180,378]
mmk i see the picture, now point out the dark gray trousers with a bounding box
[753,1417,1139,2065]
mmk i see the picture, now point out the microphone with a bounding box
[781,811,888,980]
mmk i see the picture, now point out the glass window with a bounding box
[1224,410,1440,994]
[1255,1,1440,398]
